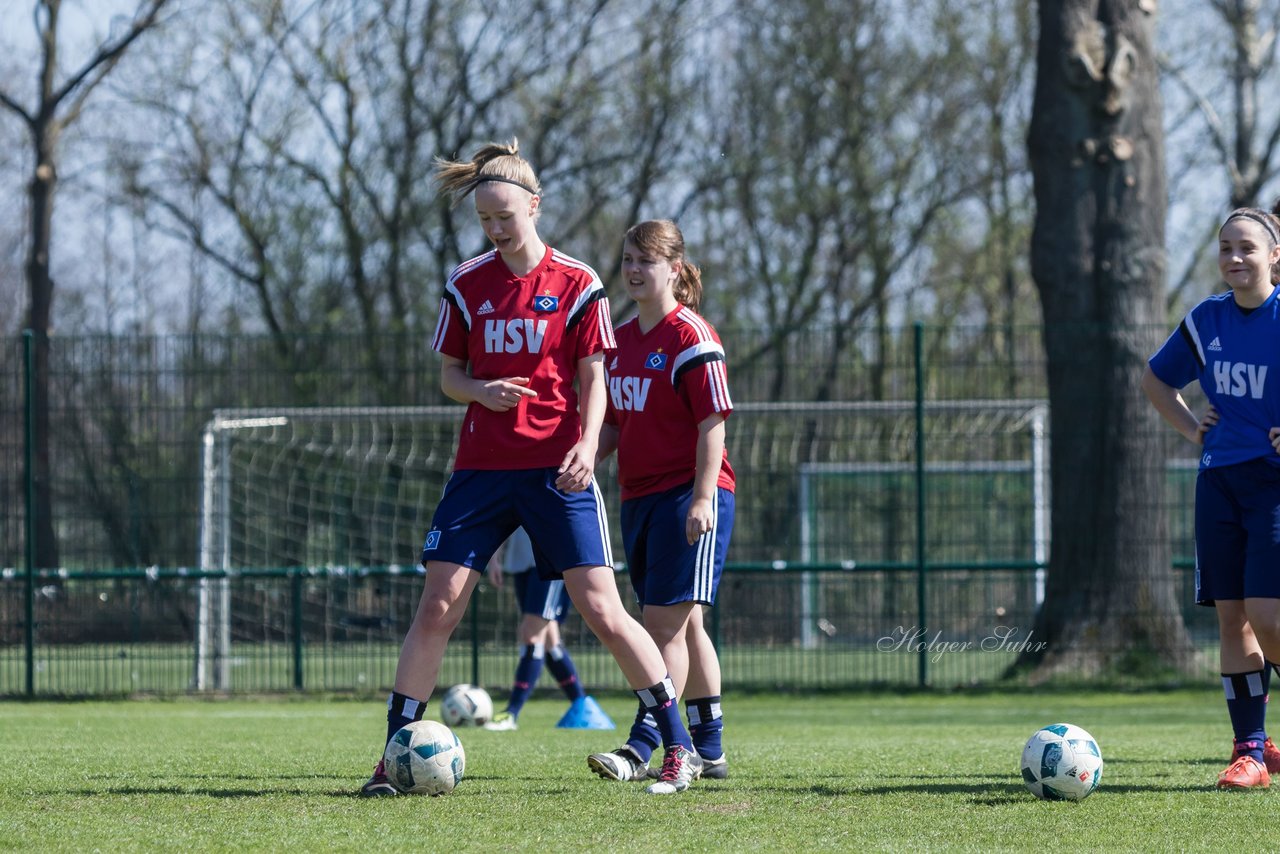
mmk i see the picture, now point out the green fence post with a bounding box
[292,569,304,690]
[23,330,36,698]
[914,321,927,688]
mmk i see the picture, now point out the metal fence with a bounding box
[0,325,1215,696]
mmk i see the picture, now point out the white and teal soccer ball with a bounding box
[1020,723,1103,801]
[440,684,493,727]
[383,720,466,795]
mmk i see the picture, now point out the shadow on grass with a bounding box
[66,786,319,798]
[853,773,1212,797]
[1104,755,1225,768]
[61,766,1223,800]
[60,771,518,800]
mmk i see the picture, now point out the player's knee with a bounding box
[410,594,466,636]
[1252,617,1280,648]
[578,602,630,642]
[643,621,683,649]
[1243,603,1280,647]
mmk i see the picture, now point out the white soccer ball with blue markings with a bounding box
[383,720,466,795]
[1020,723,1103,801]
[440,684,493,727]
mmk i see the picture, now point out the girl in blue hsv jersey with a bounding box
[1143,206,1280,790]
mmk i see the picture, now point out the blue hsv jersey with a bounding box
[1148,289,1280,470]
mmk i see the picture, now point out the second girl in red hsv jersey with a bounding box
[606,304,734,499]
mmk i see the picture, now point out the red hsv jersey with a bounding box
[431,247,616,470]
[605,306,735,500]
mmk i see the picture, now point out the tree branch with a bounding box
[49,0,173,113]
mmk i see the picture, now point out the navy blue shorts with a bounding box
[513,570,570,622]
[621,483,734,607]
[420,468,614,578]
[1195,458,1280,605]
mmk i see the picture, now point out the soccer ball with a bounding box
[440,684,493,727]
[383,720,466,795]
[1020,723,1103,801]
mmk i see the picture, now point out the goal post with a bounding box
[194,407,463,691]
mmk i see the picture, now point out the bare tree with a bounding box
[918,0,1038,398]
[1160,0,1280,311]
[701,0,997,402]
[0,0,173,568]
[1023,0,1197,678]
[112,0,707,399]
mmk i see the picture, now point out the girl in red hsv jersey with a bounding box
[361,143,700,797]
[588,220,735,783]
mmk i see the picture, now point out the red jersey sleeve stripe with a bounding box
[672,340,725,378]
[553,250,615,348]
[551,249,601,280]
[673,308,731,411]
[673,347,732,412]
[439,252,497,332]
[452,250,497,278]
[431,297,452,352]
[598,299,616,349]
[708,358,733,412]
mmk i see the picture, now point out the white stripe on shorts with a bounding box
[541,580,565,621]
[590,477,614,566]
[693,496,718,602]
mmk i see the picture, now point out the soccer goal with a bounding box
[792,400,1049,649]
[193,400,1050,688]
[195,407,464,690]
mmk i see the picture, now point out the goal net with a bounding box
[194,401,1050,688]
[195,407,462,689]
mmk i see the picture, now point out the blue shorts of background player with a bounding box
[482,526,614,732]
[513,569,571,622]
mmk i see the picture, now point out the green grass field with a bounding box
[0,690,1267,851]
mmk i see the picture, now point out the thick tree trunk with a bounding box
[26,128,59,571]
[1020,0,1197,678]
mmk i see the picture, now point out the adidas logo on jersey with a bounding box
[477,300,496,316]
[1208,337,1222,352]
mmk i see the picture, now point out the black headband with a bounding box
[1225,210,1280,246]
[470,175,538,196]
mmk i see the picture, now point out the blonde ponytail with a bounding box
[433,138,542,205]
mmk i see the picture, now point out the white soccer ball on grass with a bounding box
[440,683,493,727]
[1019,722,1103,801]
[383,719,466,795]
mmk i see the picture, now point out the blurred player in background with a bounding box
[587,219,734,790]
[484,527,612,731]
[360,141,698,797]
[1142,206,1280,790]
